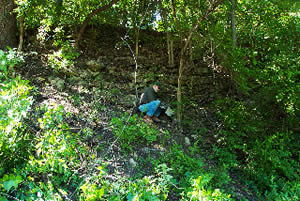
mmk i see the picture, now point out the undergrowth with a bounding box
[213,98,299,200]
[1,49,298,200]
[1,50,233,200]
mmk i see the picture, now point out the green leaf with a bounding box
[3,180,15,192]
[0,196,9,201]
[98,187,105,199]
[253,58,257,65]
[127,193,138,201]
[3,175,23,192]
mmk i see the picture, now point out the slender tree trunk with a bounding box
[0,0,17,50]
[170,35,175,67]
[158,0,174,67]
[231,0,237,46]
[76,0,119,46]
[167,33,171,64]
[175,0,226,124]
[177,52,185,123]
[189,41,193,63]
[18,14,25,52]
[135,27,140,60]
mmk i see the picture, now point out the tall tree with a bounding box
[170,0,225,124]
[0,0,17,50]
[158,0,175,67]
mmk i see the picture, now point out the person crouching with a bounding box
[139,82,162,123]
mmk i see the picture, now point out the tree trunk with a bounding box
[231,0,237,46]
[189,41,193,63]
[18,14,25,52]
[0,0,17,50]
[76,0,120,46]
[170,36,174,67]
[135,27,140,60]
[177,52,185,123]
[158,0,174,67]
[176,0,226,124]
[167,33,171,64]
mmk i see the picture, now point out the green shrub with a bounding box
[28,105,83,177]
[264,180,299,201]
[126,164,173,201]
[21,104,90,197]
[0,49,24,79]
[215,98,260,153]
[0,77,33,161]
[181,174,232,201]
[79,166,108,201]
[0,50,32,168]
[0,77,89,199]
[79,163,173,201]
[110,113,158,151]
[157,143,233,199]
[48,40,79,71]
[158,143,204,177]
[214,98,299,199]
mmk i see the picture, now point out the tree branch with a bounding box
[181,0,225,56]
[76,0,120,45]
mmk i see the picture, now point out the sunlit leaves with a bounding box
[214,0,298,115]
[0,51,31,159]
[1,174,23,192]
[182,174,231,200]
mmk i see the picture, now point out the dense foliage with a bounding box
[1,50,234,200]
[209,1,299,200]
[0,0,299,200]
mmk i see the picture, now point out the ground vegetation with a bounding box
[0,0,299,200]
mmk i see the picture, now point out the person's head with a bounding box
[153,81,161,93]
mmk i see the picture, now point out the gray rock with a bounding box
[48,76,65,90]
[86,60,105,71]
[48,76,57,85]
[138,56,148,61]
[165,107,175,117]
[128,82,135,88]
[198,67,209,74]
[48,76,54,82]
[91,71,101,77]
[120,94,137,107]
[55,79,65,90]
[86,60,97,66]
[108,66,118,75]
[129,158,136,168]
[79,70,90,79]
[114,56,134,64]
[68,76,82,84]
[97,56,107,60]
[78,80,88,87]
[184,137,191,146]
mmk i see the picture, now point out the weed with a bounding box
[110,113,158,152]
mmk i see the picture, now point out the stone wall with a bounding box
[80,25,225,104]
